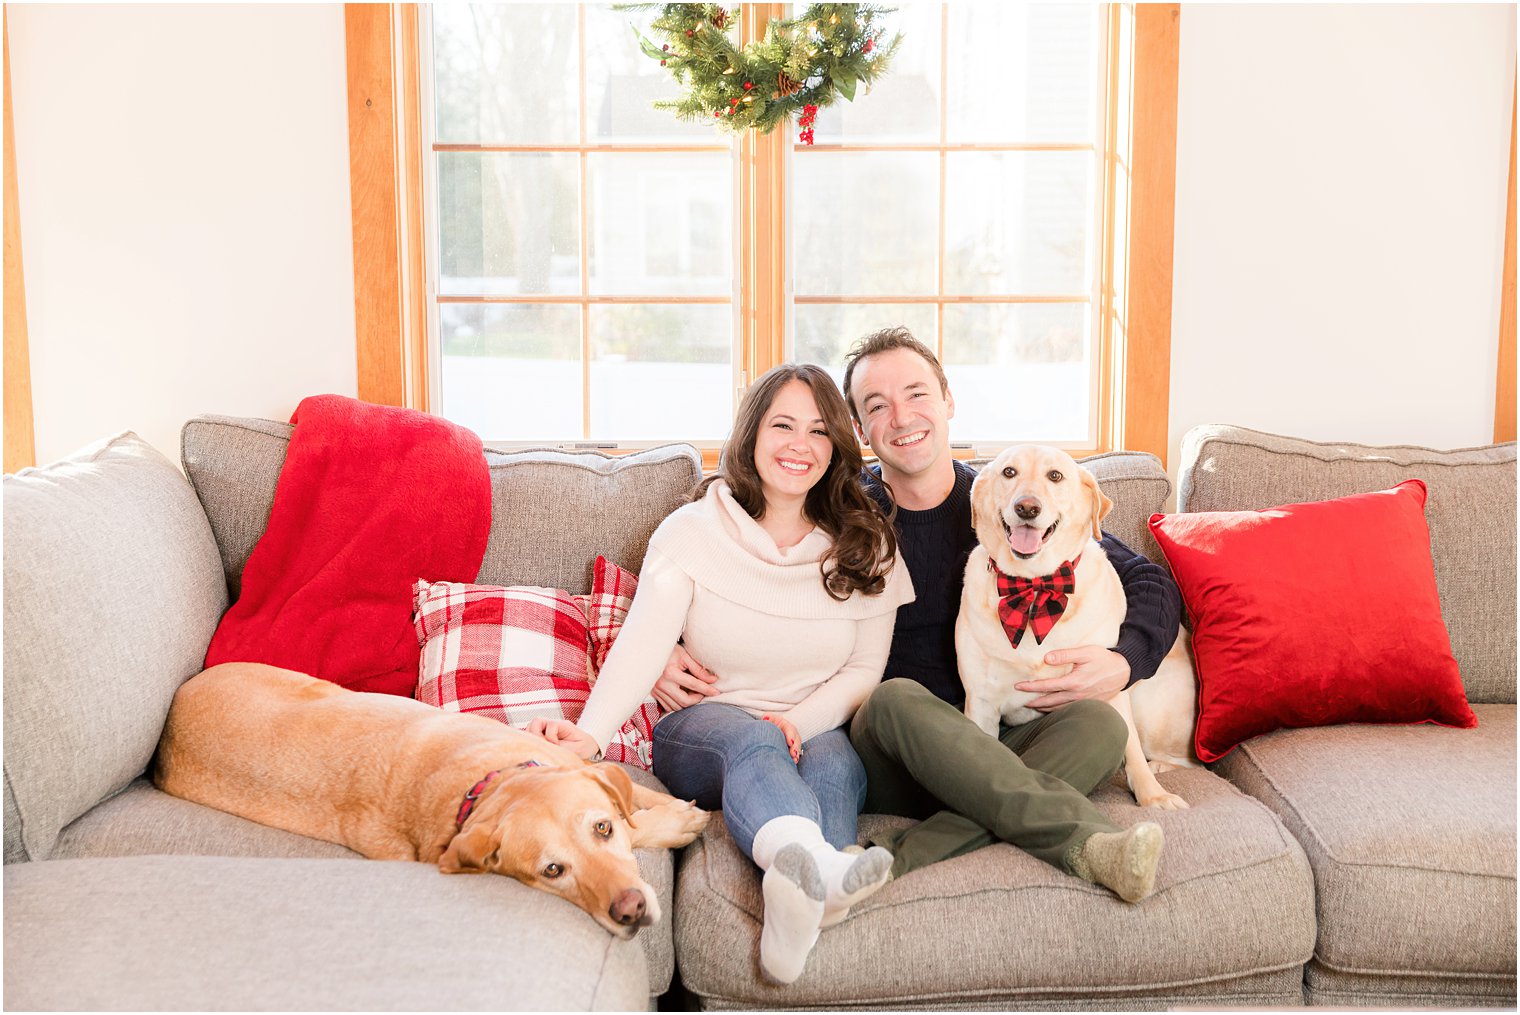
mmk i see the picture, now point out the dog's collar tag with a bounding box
[455,769,503,830]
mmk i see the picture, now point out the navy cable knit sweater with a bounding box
[866,460,1182,707]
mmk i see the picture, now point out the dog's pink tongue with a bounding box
[1008,525,1044,556]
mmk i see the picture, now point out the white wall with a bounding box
[1170,3,1515,469]
[8,4,357,467]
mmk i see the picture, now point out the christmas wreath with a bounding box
[620,3,900,142]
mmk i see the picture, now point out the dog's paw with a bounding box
[1139,791,1189,810]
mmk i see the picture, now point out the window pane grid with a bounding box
[787,2,1108,446]
[425,4,739,443]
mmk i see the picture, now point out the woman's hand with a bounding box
[526,717,601,760]
[652,644,720,713]
[762,713,802,764]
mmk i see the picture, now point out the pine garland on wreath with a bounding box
[617,3,901,143]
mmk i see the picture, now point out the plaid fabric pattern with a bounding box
[412,561,661,770]
[413,581,593,727]
[992,554,1082,647]
[573,556,660,769]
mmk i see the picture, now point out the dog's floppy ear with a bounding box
[439,823,502,874]
[588,762,636,825]
[1080,466,1113,541]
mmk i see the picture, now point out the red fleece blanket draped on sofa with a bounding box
[204,394,492,696]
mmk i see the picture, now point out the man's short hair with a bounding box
[841,326,950,424]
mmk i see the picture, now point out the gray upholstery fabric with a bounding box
[970,451,1171,565]
[182,415,703,599]
[674,769,1314,1010]
[3,855,648,1011]
[180,415,290,602]
[52,769,678,999]
[476,445,702,594]
[1175,424,1516,703]
[1214,704,1517,1006]
[3,433,228,862]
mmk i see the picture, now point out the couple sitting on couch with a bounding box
[531,328,1183,984]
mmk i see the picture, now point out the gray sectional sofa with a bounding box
[4,416,1515,1010]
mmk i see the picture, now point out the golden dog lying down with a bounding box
[154,663,708,937]
[956,445,1200,809]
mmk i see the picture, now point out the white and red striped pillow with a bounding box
[412,556,659,769]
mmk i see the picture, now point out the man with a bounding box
[836,326,1181,903]
[654,327,1181,902]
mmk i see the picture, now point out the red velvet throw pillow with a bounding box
[1149,480,1476,763]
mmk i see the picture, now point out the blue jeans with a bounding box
[652,702,867,860]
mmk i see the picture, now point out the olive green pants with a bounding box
[849,678,1127,878]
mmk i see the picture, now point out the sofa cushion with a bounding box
[1151,480,1475,763]
[674,769,1315,1009]
[1175,425,1516,704]
[3,433,228,862]
[182,415,703,598]
[3,855,648,1010]
[973,450,1171,565]
[49,770,679,999]
[1213,703,1517,1006]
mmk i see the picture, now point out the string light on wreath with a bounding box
[617,3,901,142]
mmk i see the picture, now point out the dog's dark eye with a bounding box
[542,862,564,879]
[1048,470,1064,483]
[1001,466,1016,479]
[595,820,612,838]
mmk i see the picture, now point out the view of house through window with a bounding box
[424,4,1114,449]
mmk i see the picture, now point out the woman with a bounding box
[531,364,914,984]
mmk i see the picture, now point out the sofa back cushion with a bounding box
[181,416,703,598]
[3,433,228,862]
[969,450,1172,565]
[1176,424,1516,704]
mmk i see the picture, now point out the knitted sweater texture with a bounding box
[865,460,1182,707]
[578,480,915,749]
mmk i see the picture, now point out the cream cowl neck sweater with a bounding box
[578,479,915,751]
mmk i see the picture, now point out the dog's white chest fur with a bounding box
[956,542,1123,731]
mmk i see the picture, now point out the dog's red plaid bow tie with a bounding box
[992,554,1081,647]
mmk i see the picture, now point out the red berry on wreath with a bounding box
[743,81,753,91]
[686,28,694,37]
[660,60,667,66]
[864,37,875,53]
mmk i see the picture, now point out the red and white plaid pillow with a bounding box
[412,556,660,769]
[574,556,658,767]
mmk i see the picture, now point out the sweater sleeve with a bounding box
[577,549,693,752]
[782,609,897,744]
[1098,532,1182,687]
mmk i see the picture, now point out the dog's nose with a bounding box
[1013,496,1042,521]
[610,889,646,926]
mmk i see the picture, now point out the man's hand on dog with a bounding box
[1016,646,1131,710]
[651,644,719,712]
[527,717,601,759]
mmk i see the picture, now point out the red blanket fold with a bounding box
[204,394,492,696]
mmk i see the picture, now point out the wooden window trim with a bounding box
[345,3,1181,464]
[1496,77,1516,444]
[4,8,36,472]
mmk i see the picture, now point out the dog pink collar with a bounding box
[454,761,546,830]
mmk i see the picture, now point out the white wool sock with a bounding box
[751,815,893,930]
[750,816,827,985]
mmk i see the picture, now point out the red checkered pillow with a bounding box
[412,565,660,769]
[574,557,660,768]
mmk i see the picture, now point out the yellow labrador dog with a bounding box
[154,663,708,937]
[956,446,1198,809]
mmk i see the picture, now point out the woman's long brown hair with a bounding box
[697,364,898,601]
